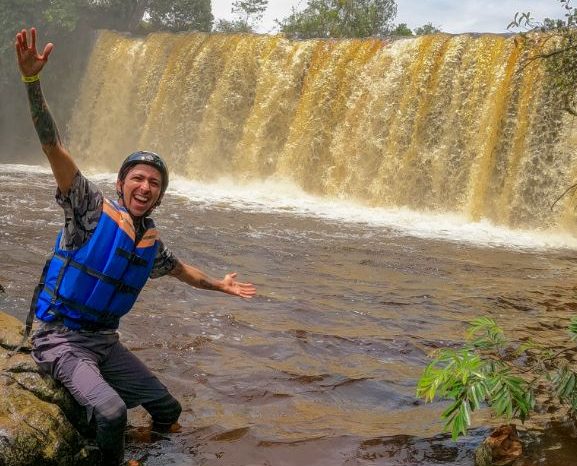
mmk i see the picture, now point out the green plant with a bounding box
[508,0,577,115]
[417,316,577,440]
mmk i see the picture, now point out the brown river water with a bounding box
[2,164,577,465]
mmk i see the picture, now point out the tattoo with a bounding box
[199,279,220,291]
[26,81,61,146]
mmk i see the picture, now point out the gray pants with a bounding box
[32,325,182,465]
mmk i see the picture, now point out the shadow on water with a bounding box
[125,422,577,466]
[125,425,487,466]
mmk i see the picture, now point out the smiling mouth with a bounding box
[133,195,150,204]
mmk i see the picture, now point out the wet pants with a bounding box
[31,326,182,466]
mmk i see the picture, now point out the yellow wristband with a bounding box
[21,74,40,83]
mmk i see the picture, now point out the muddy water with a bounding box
[2,165,577,465]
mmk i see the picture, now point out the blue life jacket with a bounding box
[32,198,159,330]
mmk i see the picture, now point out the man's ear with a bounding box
[115,179,123,199]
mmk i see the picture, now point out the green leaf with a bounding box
[418,314,577,442]
[569,317,577,340]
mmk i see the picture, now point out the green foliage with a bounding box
[277,0,397,39]
[43,0,83,31]
[543,17,566,29]
[392,23,413,36]
[0,0,214,37]
[414,22,442,35]
[391,22,441,38]
[569,316,577,339]
[78,0,147,32]
[417,316,577,440]
[213,18,253,33]
[233,0,267,24]
[214,0,267,33]
[0,0,213,160]
[147,0,213,32]
[0,0,74,84]
[508,0,577,115]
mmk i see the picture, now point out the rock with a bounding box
[0,313,26,350]
[475,424,523,466]
[0,311,97,466]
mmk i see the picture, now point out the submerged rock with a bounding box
[0,311,96,466]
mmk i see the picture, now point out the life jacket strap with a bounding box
[51,255,71,304]
[44,308,119,331]
[10,258,51,356]
[116,247,148,266]
[42,286,120,327]
[53,252,140,295]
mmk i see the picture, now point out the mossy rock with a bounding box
[0,311,95,466]
[0,312,27,350]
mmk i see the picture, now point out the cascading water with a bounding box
[68,31,577,231]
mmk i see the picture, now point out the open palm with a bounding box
[222,273,256,298]
[15,28,53,77]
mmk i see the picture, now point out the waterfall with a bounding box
[68,31,577,230]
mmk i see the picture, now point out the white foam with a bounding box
[0,164,52,174]
[2,164,576,251]
[166,175,577,251]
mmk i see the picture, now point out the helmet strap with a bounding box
[117,188,124,204]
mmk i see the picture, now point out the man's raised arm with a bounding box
[15,27,78,194]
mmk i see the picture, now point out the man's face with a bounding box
[116,164,163,218]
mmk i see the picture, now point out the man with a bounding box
[15,27,256,466]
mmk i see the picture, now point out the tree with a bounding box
[414,22,441,35]
[147,0,213,32]
[508,0,577,115]
[83,0,213,32]
[392,23,413,36]
[277,0,397,39]
[417,317,577,440]
[0,0,213,36]
[0,0,78,57]
[214,0,268,33]
[233,0,267,27]
[213,18,252,33]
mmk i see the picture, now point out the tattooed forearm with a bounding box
[25,81,61,147]
[199,279,220,291]
[171,261,222,291]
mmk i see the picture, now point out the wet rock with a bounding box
[475,424,523,466]
[0,311,96,466]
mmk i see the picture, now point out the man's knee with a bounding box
[142,393,182,426]
[93,395,127,430]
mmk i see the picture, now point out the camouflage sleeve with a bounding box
[150,240,178,279]
[55,171,103,251]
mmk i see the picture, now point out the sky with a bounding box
[211,0,565,34]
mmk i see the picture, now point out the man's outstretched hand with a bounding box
[15,28,53,77]
[222,273,257,299]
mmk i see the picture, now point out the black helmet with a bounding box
[118,150,169,196]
